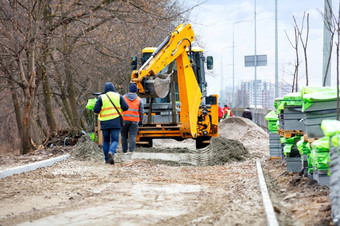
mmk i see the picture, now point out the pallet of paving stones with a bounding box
[269,132,282,158]
[278,129,304,138]
[279,106,305,131]
[286,155,302,173]
[313,169,330,186]
[330,144,340,224]
[304,109,337,139]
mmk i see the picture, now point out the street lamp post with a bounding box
[232,20,252,108]
[254,0,257,109]
[220,46,232,106]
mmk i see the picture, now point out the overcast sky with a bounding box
[185,0,334,96]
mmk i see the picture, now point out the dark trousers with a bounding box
[121,121,138,152]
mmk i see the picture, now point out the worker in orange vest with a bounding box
[222,104,233,119]
[121,83,144,153]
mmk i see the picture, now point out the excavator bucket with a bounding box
[139,76,170,98]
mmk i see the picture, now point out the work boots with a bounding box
[108,152,114,165]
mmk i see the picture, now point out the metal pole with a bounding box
[275,0,279,98]
[232,24,235,108]
[254,0,257,108]
[220,49,224,106]
[323,0,332,86]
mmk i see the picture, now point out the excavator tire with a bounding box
[137,138,153,148]
[196,136,211,149]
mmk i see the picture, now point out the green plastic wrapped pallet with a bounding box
[276,92,303,114]
[311,137,331,172]
[297,137,311,156]
[321,120,340,137]
[311,136,330,152]
[86,98,97,111]
[283,143,294,156]
[302,90,338,112]
[265,110,279,132]
[300,86,335,97]
[280,137,286,144]
[274,97,283,109]
[307,153,313,173]
[283,135,302,156]
[265,110,278,121]
[311,149,330,171]
[332,134,340,148]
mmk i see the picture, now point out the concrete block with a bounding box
[0,154,70,179]
[286,156,302,172]
[313,170,330,186]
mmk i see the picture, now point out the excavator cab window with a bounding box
[141,53,152,65]
[131,56,137,70]
[191,51,207,97]
[207,56,214,70]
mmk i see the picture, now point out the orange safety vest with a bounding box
[99,92,122,121]
[123,96,141,121]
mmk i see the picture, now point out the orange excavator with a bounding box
[130,23,219,149]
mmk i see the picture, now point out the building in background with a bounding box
[233,80,292,109]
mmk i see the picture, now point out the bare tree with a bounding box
[0,0,198,154]
[322,0,335,86]
[285,27,300,92]
[293,13,310,86]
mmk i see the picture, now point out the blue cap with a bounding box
[129,83,137,93]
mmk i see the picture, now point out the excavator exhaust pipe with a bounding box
[138,76,170,98]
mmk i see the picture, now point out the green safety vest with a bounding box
[99,92,122,121]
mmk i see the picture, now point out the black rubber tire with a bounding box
[137,138,153,148]
[196,136,210,149]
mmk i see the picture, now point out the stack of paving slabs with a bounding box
[310,136,330,186]
[283,135,303,172]
[321,120,340,223]
[269,133,281,158]
[265,110,279,133]
[330,133,340,224]
[301,86,338,139]
[277,93,304,131]
[265,110,281,158]
[296,137,312,177]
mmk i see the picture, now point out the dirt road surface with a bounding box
[0,117,332,225]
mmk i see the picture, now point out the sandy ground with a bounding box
[0,117,332,225]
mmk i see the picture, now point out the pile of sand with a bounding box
[209,137,249,165]
[71,134,103,162]
[218,116,269,157]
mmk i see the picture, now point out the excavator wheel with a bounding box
[196,136,211,149]
[137,138,153,148]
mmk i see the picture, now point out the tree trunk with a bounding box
[18,52,36,154]
[41,64,57,133]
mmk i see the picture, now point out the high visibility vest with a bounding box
[226,109,231,118]
[123,96,140,121]
[99,92,122,121]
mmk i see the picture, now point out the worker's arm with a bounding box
[120,96,129,112]
[138,99,144,126]
[93,97,103,114]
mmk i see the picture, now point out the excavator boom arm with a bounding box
[131,24,195,96]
